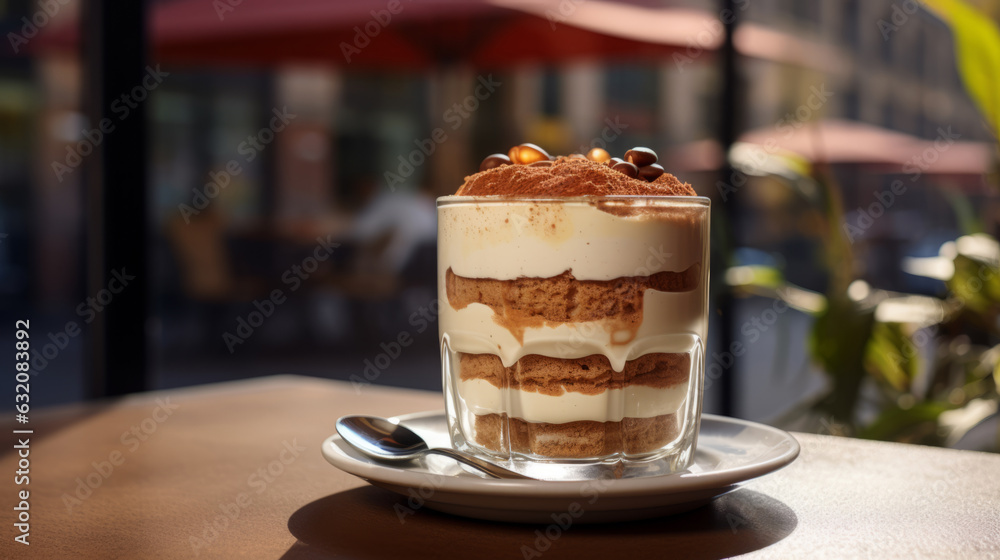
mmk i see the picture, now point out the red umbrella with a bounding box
[663,119,995,183]
[37,0,712,68]
[36,0,853,73]
[740,119,995,176]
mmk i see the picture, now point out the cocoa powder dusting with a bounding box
[456,157,696,197]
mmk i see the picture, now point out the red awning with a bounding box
[38,0,706,68]
[34,0,848,71]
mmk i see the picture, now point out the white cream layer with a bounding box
[440,290,707,371]
[458,378,689,423]
[437,197,708,281]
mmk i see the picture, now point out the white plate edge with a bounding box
[321,411,800,498]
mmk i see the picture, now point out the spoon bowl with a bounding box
[336,415,533,479]
[336,415,430,461]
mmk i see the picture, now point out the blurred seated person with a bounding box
[347,183,437,277]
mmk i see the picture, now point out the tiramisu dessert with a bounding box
[438,144,709,469]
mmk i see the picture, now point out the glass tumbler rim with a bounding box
[436,195,711,207]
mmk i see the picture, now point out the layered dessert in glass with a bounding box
[438,144,709,477]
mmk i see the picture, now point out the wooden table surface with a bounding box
[2,375,999,559]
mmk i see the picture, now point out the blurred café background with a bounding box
[2,0,998,451]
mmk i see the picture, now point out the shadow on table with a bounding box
[281,486,797,560]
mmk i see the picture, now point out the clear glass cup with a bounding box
[437,196,710,480]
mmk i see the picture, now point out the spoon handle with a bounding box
[426,448,532,479]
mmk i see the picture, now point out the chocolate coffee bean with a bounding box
[568,153,587,160]
[625,147,657,167]
[508,143,550,165]
[479,153,512,172]
[586,147,611,163]
[638,163,664,182]
[611,160,639,178]
[607,157,624,167]
[529,160,553,167]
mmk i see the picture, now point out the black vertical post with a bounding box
[717,0,739,416]
[83,0,148,397]
[256,74,279,276]
[259,74,278,217]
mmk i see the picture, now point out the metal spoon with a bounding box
[336,415,532,479]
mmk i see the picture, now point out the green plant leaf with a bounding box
[923,0,1000,135]
[942,189,985,235]
[810,295,876,424]
[994,356,1000,388]
[857,401,952,443]
[725,265,785,290]
[946,253,1000,313]
[865,322,921,392]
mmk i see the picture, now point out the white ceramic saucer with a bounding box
[322,411,799,523]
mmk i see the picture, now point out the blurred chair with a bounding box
[165,209,264,302]
[163,209,272,354]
